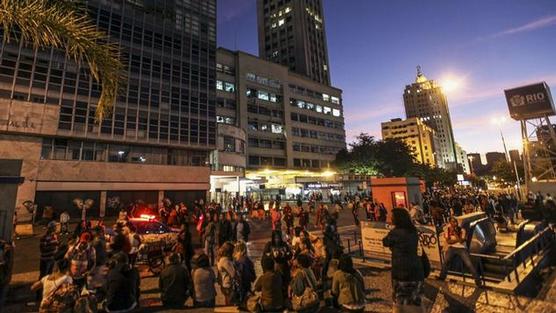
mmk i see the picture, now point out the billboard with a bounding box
[505,82,555,120]
[360,221,443,269]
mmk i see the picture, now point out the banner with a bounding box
[360,221,443,269]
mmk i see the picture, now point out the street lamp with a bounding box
[491,116,523,198]
[491,117,509,160]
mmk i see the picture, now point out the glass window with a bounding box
[271,124,283,134]
[216,80,223,90]
[323,106,332,115]
[331,96,340,104]
[297,100,305,109]
[315,105,323,113]
[224,82,235,92]
[257,91,269,101]
[322,93,330,101]
[333,109,341,117]
[223,136,236,152]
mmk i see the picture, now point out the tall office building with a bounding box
[257,0,331,85]
[0,0,216,220]
[403,67,457,169]
[467,153,483,175]
[455,143,471,174]
[211,48,345,197]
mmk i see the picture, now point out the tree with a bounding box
[491,160,523,187]
[0,0,124,121]
[333,133,415,177]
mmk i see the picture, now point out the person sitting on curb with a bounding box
[438,217,482,286]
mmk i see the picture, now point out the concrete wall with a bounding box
[370,177,423,222]
[0,134,42,221]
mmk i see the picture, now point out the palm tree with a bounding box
[0,0,123,121]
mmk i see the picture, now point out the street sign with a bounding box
[505,82,555,120]
[360,221,443,269]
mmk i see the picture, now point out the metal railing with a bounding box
[468,226,555,284]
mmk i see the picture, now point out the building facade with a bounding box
[455,143,471,174]
[213,48,345,196]
[403,67,457,169]
[257,0,331,85]
[486,152,507,169]
[381,117,438,167]
[509,149,521,166]
[467,153,484,175]
[0,0,216,220]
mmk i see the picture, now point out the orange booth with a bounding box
[370,177,423,223]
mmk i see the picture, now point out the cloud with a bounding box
[344,104,402,123]
[493,15,556,37]
[449,74,556,108]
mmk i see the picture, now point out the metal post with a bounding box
[521,120,531,193]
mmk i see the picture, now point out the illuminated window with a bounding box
[323,107,332,115]
[322,93,330,101]
[332,109,341,117]
[216,80,223,90]
[257,91,269,101]
[271,124,283,134]
[316,105,323,113]
[331,96,340,104]
[278,19,285,26]
[224,82,235,92]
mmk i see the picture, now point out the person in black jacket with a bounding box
[233,214,251,243]
[383,208,425,313]
[217,213,233,247]
[159,253,191,308]
[105,252,139,312]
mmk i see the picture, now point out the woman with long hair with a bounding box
[383,208,425,313]
[234,241,256,308]
[263,230,293,297]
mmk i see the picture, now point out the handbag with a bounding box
[291,270,320,311]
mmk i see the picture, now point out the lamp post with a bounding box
[491,116,522,198]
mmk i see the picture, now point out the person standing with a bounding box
[234,241,256,308]
[383,208,425,313]
[217,242,238,305]
[377,203,388,222]
[39,222,59,281]
[59,210,70,235]
[263,231,293,298]
[65,232,96,289]
[204,214,217,265]
[176,223,194,271]
[234,214,251,243]
[159,253,191,308]
[283,203,294,236]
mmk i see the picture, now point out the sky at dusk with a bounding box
[217,0,556,163]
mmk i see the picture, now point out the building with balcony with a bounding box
[0,0,216,219]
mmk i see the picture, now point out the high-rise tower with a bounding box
[403,67,457,169]
[257,0,331,85]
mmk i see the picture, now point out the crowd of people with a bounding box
[30,197,370,313]
[9,186,556,313]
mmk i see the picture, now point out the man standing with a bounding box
[39,222,59,279]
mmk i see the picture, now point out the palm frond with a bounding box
[0,0,124,122]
